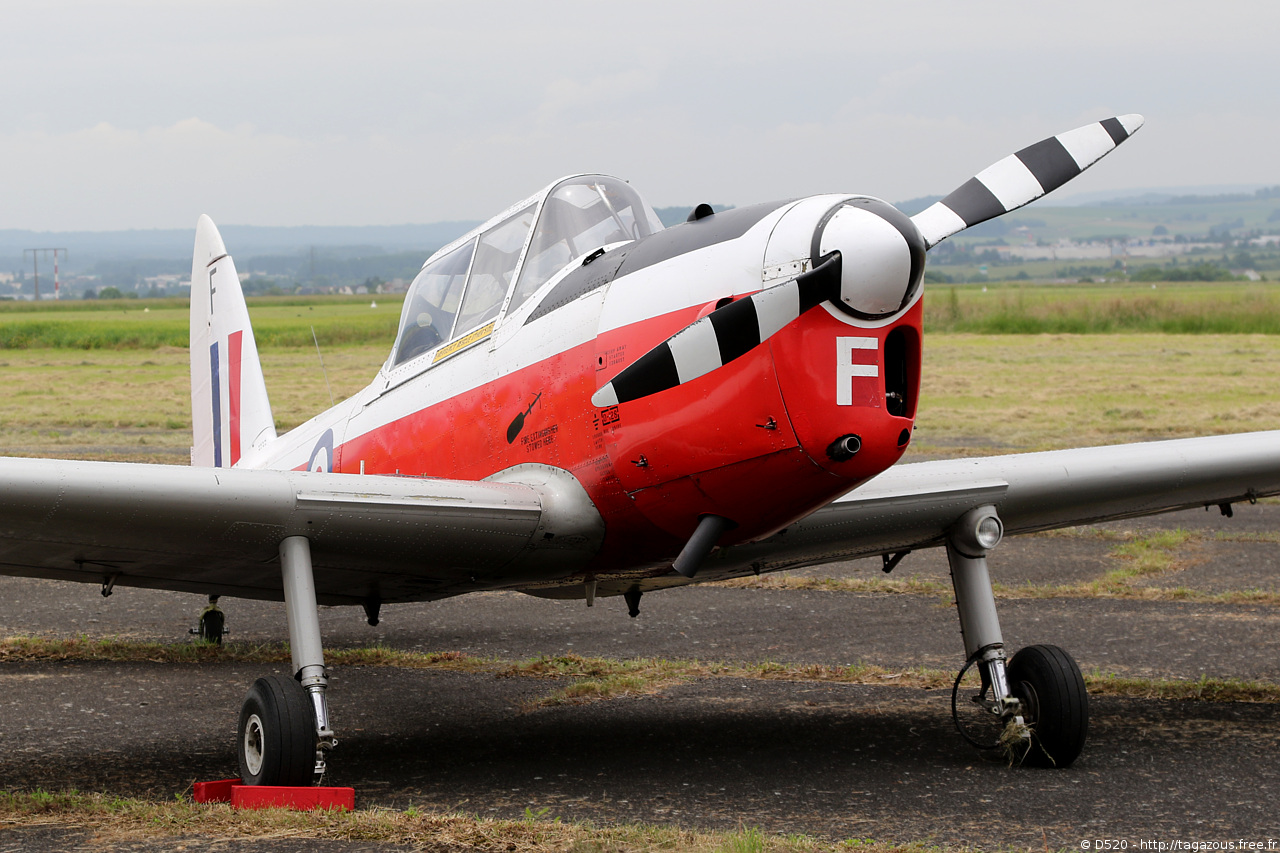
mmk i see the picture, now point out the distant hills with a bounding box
[0,207,722,272]
[1044,184,1271,207]
[3,188,1278,292]
[894,185,1280,216]
[0,221,483,266]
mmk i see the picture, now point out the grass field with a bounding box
[3,285,1280,460]
[0,294,400,349]
[0,345,387,462]
[4,282,1280,349]
[914,333,1280,456]
[3,334,1276,462]
[923,281,1280,333]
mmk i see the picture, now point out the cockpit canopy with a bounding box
[390,175,663,368]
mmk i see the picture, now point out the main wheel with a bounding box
[1008,644,1088,768]
[237,675,316,786]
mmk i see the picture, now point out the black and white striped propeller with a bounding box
[591,114,1144,409]
[911,114,1144,248]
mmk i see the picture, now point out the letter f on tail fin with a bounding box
[190,215,277,468]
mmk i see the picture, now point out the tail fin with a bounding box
[190,215,277,467]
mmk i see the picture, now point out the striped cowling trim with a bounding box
[912,114,1144,249]
[591,253,842,408]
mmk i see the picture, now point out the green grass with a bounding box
[6,284,1280,352]
[0,294,392,314]
[1102,529,1193,583]
[0,345,388,449]
[3,329,1280,463]
[911,333,1280,457]
[922,282,1280,334]
[0,297,193,314]
[0,295,403,349]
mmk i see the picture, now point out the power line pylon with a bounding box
[23,248,68,301]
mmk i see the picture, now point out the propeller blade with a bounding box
[591,252,842,408]
[911,114,1144,249]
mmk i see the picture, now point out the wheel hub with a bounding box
[242,713,265,777]
[1014,679,1040,724]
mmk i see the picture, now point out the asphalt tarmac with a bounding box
[1,505,1279,850]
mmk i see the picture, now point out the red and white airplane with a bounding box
[3,113,1278,785]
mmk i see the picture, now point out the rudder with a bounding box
[190,215,277,467]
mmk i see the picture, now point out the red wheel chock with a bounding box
[193,778,355,811]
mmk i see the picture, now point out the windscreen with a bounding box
[391,237,476,366]
[455,204,536,335]
[508,177,663,314]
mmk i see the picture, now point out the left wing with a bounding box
[0,458,603,604]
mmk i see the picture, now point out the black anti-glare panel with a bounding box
[614,200,794,281]
[525,250,628,325]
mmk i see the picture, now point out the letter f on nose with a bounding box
[836,336,878,406]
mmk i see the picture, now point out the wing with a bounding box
[588,431,1280,591]
[0,457,603,605]
[8,432,1277,602]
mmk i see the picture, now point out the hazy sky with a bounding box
[3,1,1277,231]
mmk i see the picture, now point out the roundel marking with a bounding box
[308,429,334,473]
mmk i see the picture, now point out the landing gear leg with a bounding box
[945,506,1088,768]
[236,535,337,786]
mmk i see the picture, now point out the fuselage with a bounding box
[241,176,923,582]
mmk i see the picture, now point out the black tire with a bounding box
[197,608,224,645]
[1008,644,1088,768]
[237,675,316,786]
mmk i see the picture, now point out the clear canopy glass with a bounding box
[509,177,663,313]
[390,175,663,370]
[456,204,536,335]
[391,237,476,366]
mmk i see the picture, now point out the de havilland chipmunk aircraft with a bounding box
[3,112,1279,787]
